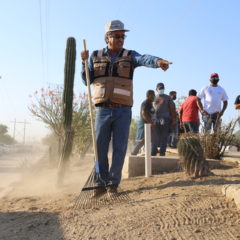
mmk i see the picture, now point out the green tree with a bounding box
[0,124,8,135]
[0,124,16,144]
[29,87,93,158]
[72,97,93,157]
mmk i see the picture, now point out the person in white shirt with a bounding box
[197,73,228,132]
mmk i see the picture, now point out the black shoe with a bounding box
[107,184,118,193]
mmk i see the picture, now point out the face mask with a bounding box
[158,89,164,94]
[210,79,219,85]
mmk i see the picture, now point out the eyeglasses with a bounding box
[211,77,219,80]
[109,34,127,39]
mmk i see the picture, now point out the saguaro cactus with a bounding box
[62,37,76,128]
[177,135,212,178]
[58,37,76,184]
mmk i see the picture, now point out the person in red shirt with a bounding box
[179,89,200,133]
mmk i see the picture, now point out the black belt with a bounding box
[96,102,127,108]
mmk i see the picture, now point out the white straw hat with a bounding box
[105,20,129,33]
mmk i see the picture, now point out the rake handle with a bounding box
[83,40,99,169]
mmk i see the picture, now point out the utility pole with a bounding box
[20,120,30,144]
[10,118,16,140]
[13,118,16,139]
[10,119,30,144]
[22,120,30,144]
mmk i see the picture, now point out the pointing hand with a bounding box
[157,59,173,71]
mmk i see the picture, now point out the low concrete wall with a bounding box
[123,155,221,178]
[123,156,179,178]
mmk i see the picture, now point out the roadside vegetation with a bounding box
[29,87,93,163]
[0,124,16,145]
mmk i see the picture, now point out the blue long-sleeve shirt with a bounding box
[81,46,162,85]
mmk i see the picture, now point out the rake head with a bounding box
[73,167,131,209]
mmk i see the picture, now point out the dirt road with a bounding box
[0,154,240,240]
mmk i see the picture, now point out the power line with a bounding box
[45,0,50,82]
[38,0,45,82]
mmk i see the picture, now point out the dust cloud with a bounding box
[0,144,94,199]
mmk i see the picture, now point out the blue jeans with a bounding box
[131,119,145,155]
[202,112,220,132]
[183,122,199,133]
[168,120,178,147]
[151,118,170,156]
[95,106,132,186]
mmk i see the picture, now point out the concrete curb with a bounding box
[222,184,240,210]
[123,155,221,178]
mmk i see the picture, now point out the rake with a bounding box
[74,40,130,209]
[74,167,131,209]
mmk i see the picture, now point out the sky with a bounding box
[0,0,240,142]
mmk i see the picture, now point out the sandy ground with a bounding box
[1,151,240,240]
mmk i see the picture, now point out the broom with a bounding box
[74,40,130,209]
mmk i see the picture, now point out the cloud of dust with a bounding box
[3,146,94,199]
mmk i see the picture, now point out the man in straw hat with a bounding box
[81,20,172,196]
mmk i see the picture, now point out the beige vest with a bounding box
[92,49,133,106]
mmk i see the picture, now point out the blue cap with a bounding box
[156,82,165,89]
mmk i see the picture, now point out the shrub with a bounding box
[199,119,238,159]
[128,117,138,147]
